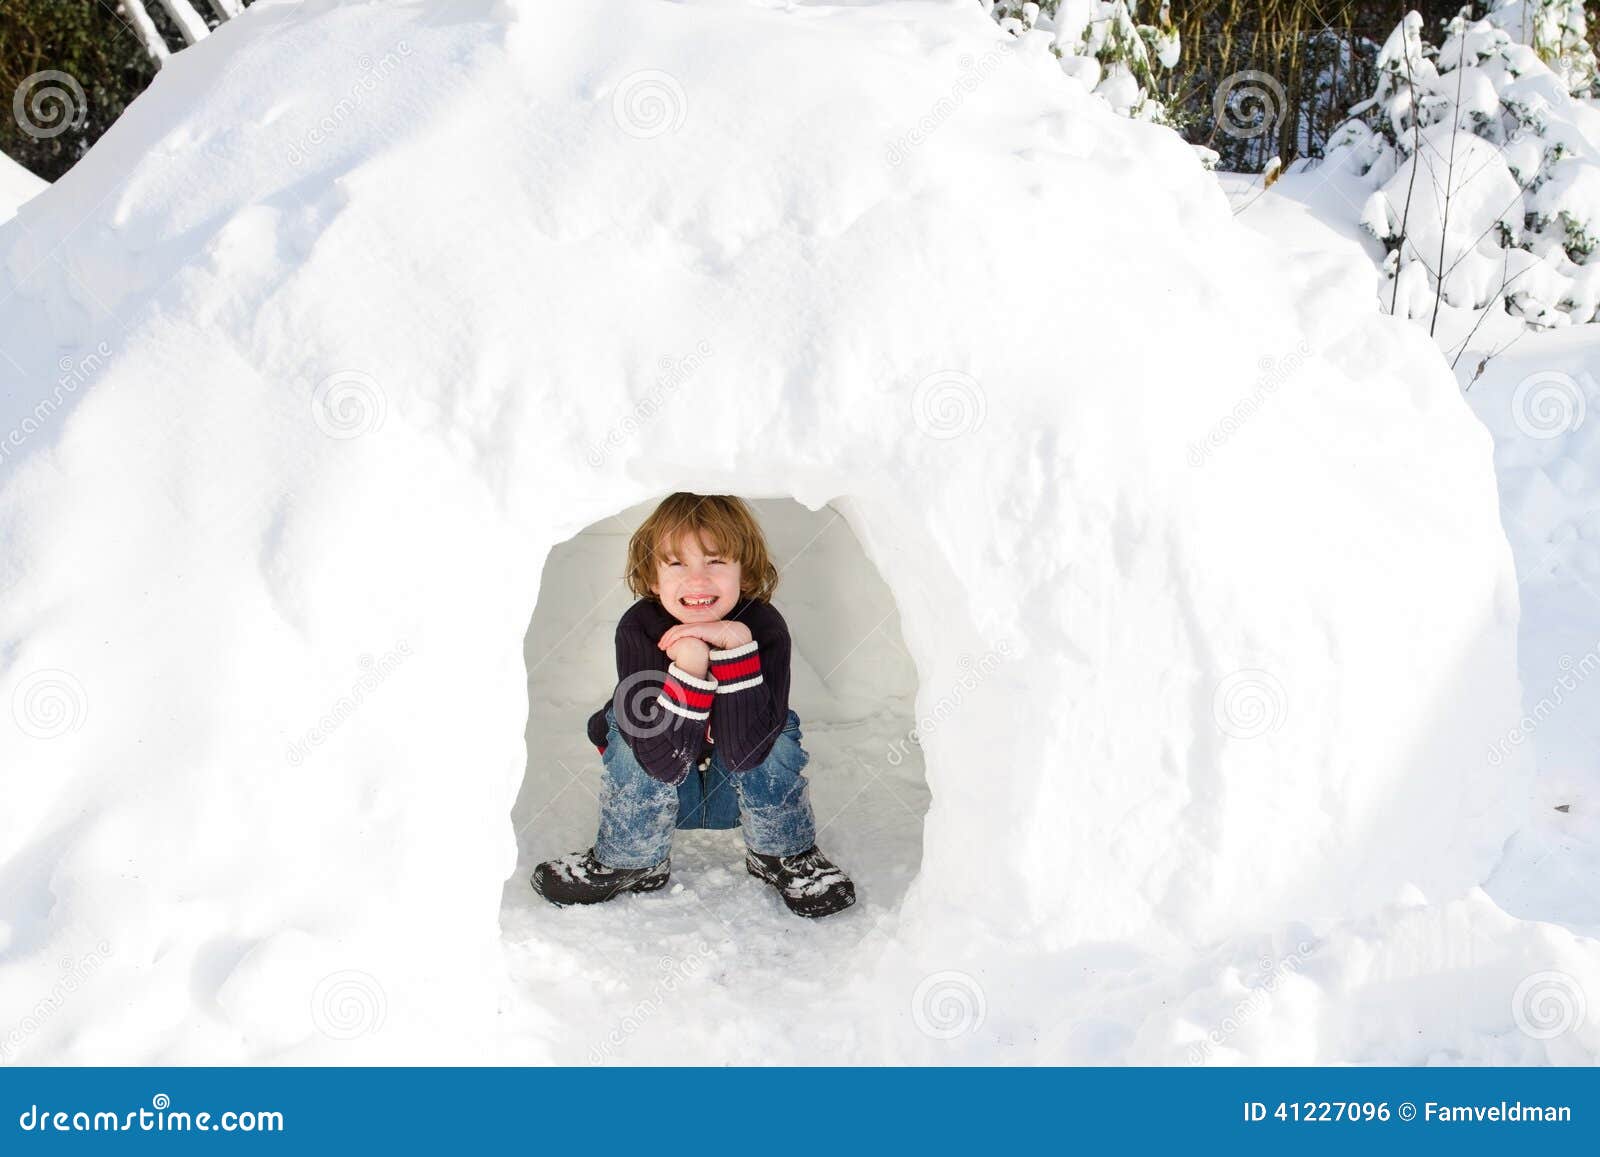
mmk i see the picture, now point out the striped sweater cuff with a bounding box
[658,663,717,721]
[708,640,763,693]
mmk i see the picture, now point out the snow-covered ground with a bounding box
[0,0,1594,1066]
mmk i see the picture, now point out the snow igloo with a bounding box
[0,0,1536,1062]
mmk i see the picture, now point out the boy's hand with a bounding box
[664,636,711,678]
[659,620,753,653]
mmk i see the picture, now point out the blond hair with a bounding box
[625,493,779,603]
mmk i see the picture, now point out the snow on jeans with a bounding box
[594,703,818,868]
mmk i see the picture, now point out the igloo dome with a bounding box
[0,0,1547,1063]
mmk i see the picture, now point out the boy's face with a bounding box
[652,529,743,624]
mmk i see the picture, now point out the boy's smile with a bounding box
[654,530,742,624]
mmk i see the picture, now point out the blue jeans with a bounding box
[593,704,818,868]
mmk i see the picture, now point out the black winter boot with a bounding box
[531,847,670,907]
[745,845,856,918]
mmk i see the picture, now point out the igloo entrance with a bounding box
[498,497,924,1059]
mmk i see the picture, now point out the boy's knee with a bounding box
[604,743,681,793]
[741,721,809,782]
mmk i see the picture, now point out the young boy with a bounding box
[531,493,856,918]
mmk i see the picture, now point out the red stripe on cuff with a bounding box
[663,678,716,711]
[711,655,761,681]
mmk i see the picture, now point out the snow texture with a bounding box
[0,155,45,226]
[0,0,1560,1063]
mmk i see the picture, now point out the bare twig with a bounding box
[1453,251,1537,381]
[1430,20,1470,336]
[1392,19,1424,316]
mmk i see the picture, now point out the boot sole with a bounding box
[745,859,856,919]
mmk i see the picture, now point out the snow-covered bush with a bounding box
[121,0,253,67]
[1486,0,1599,96]
[984,0,1180,125]
[1327,5,1600,328]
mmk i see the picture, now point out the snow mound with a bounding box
[0,0,1536,1061]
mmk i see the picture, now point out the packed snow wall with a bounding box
[0,0,1532,1060]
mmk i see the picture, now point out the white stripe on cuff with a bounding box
[666,662,718,691]
[658,694,710,721]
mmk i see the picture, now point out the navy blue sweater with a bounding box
[586,596,794,785]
